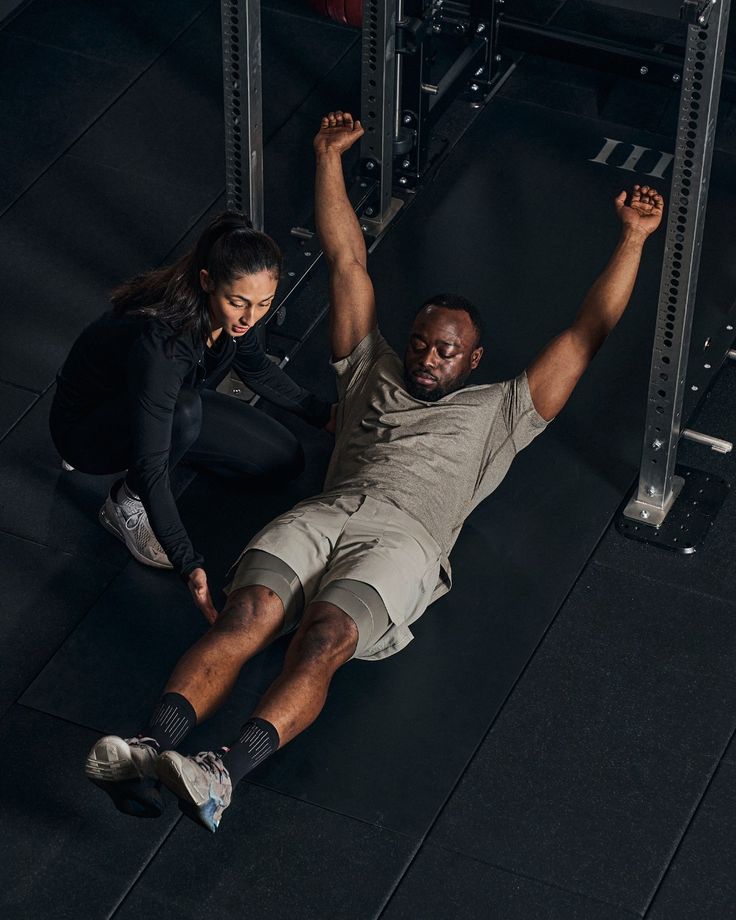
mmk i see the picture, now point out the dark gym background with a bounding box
[1,1,735,918]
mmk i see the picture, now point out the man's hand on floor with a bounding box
[313,111,364,158]
[614,184,664,239]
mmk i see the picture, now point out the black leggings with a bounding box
[50,388,305,491]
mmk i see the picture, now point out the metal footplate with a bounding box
[617,466,729,553]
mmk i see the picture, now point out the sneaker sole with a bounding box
[99,504,173,570]
[85,737,164,819]
[156,753,223,833]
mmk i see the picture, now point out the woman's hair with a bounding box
[111,211,282,341]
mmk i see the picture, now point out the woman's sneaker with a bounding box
[156,750,233,833]
[99,483,173,569]
[85,736,164,818]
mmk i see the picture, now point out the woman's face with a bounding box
[201,268,278,337]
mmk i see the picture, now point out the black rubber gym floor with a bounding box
[1,2,735,918]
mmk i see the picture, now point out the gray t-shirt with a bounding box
[324,328,548,587]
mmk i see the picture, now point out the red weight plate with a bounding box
[343,0,363,27]
[326,0,348,25]
[308,0,333,19]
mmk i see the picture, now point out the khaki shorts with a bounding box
[225,493,443,661]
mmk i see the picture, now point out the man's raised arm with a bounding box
[526,185,664,421]
[314,111,377,360]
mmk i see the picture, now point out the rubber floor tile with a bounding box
[0,391,131,566]
[647,762,736,920]
[0,705,181,920]
[0,33,135,212]
[0,154,214,391]
[69,3,359,195]
[6,0,212,68]
[20,559,221,736]
[0,0,26,26]
[0,380,36,440]
[382,844,636,920]
[113,783,415,920]
[429,565,736,913]
[0,530,117,718]
[595,363,736,603]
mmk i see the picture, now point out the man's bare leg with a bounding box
[251,600,358,746]
[84,582,286,818]
[155,601,359,832]
[163,583,287,721]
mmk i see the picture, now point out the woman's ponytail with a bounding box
[111,211,282,342]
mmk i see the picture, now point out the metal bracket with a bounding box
[624,474,686,527]
[360,196,405,236]
[681,0,716,25]
[617,466,728,553]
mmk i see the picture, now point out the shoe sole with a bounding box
[99,504,173,570]
[156,753,223,833]
[85,737,164,819]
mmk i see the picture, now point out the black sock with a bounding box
[139,692,196,751]
[221,718,279,787]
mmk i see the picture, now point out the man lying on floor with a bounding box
[86,111,664,832]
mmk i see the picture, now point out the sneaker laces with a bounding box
[193,751,229,784]
[124,510,145,531]
[123,511,167,557]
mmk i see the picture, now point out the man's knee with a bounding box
[215,584,285,637]
[292,603,358,665]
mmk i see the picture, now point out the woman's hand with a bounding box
[187,567,219,624]
[324,402,338,434]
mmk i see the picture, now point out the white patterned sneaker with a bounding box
[85,735,164,818]
[99,484,173,569]
[156,750,233,833]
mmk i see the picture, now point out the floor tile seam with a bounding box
[258,30,362,147]
[405,839,644,919]
[0,0,32,32]
[0,384,48,446]
[589,557,736,614]
[641,734,736,917]
[245,776,418,841]
[106,814,183,920]
[11,566,122,711]
[61,151,215,195]
[4,0,217,66]
[0,2,217,222]
[16,698,118,737]
[0,377,42,395]
[371,838,425,920]
[11,695,112,736]
[0,29,146,68]
[0,524,128,570]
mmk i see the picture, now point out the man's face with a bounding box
[403,306,484,402]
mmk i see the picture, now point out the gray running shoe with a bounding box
[85,735,164,818]
[99,486,173,569]
[156,750,233,833]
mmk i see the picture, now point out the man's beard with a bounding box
[403,367,470,402]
